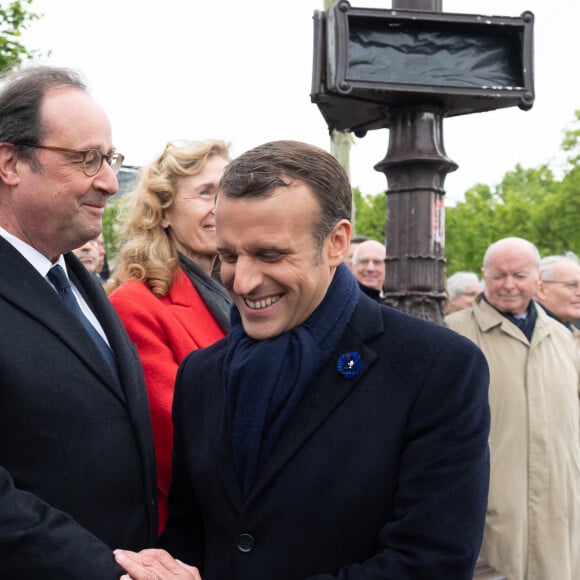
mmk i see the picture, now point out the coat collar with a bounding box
[162,268,196,307]
[473,294,553,347]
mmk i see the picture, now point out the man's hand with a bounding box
[114,548,201,580]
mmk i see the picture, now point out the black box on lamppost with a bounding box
[311,0,534,136]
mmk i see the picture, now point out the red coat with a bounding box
[109,269,226,529]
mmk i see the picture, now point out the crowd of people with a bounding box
[446,239,580,579]
[1,63,579,580]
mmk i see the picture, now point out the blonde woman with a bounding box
[108,140,231,530]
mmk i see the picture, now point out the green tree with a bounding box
[561,109,580,167]
[0,0,43,72]
[555,109,580,253]
[352,109,580,276]
[353,187,386,242]
[445,164,558,273]
[445,184,498,273]
[540,163,580,255]
[102,198,123,266]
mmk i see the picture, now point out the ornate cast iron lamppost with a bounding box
[311,0,534,325]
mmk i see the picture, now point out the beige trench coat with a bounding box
[446,297,580,580]
[572,325,580,353]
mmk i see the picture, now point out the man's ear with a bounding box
[327,219,352,266]
[0,143,21,186]
[536,268,546,298]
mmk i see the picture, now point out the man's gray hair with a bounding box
[447,271,481,301]
[540,251,580,281]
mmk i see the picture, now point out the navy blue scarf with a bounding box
[224,263,359,498]
[483,294,537,342]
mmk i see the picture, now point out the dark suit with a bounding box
[160,293,490,579]
[0,237,157,579]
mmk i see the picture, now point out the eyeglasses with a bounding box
[543,280,580,291]
[15,143,124,177]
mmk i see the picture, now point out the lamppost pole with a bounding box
[379,0,451,325]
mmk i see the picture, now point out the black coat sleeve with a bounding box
[0,464,125,578]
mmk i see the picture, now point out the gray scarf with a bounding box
[178,253,231,333]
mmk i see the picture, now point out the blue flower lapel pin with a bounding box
[337,351,362,378]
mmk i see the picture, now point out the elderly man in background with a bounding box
[95,232,109,281]
[536,252,580,350]
[352,238,386,302]
[73,236,102,277]
[446,236,580,580]
[446,271,482,313]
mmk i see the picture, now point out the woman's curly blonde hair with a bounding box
[106,139,230,297]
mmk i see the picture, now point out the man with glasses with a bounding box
[0,66,157,577]
[352,239,386,302]
[447,237,580,580]
[536,252,580,350]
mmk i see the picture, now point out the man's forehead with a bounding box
[485,252,537,270]
[486,262,535,271]
[553,261,580,276]
[216,223,293,250]
[360,247,384,257]
[41,86,112,145]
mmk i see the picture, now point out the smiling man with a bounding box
[352,239,386,302]
[0,66,157,578]
[117,140,490,580]
[446,237,580,580]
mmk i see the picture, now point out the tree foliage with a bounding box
[445,163,560,272]
[444,111,580,274]
[353,187,386,243]
[0,0,43,73]
[102,198,124,267]
[354,110,580,275]
[561,110,580,166]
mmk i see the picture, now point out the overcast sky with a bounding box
[19,0,580,204]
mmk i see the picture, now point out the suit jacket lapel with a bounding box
[0,239,125,402]
[67,253,158,541]
[247,295,384,503]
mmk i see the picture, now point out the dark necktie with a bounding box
[47,264,119,382]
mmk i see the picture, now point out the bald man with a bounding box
[352,239,386,302]
[446,237,580,580]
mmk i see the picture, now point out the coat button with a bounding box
[237,533,255,553]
